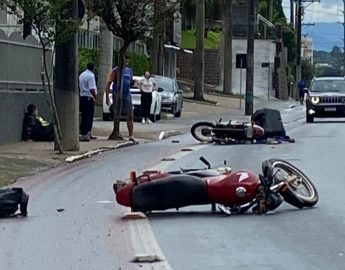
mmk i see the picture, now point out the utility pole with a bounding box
[295,0,320,98]
[245,0,257,115]
[295,0,302,99]
[54,0,80,151]
[343,0,345,76]
[290,0,295,26]
[267,0,273,21]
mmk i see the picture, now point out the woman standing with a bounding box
[139,71,156,124]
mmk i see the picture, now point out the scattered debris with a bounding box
[57,208,65,212]
[161,158,176,161]
[122,212,147,220]
[171,140,180,143]
[181,148,193,152]
[131,254,164,263]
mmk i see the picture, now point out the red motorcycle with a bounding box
[113,157,319,215]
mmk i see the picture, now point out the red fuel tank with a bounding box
[206,171,261,207]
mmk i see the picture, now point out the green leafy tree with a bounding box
[5,0,80,153]
[86,0,177,140]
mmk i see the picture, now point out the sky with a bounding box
[282,0,345,23]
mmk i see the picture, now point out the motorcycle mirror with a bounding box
[200,156,211,169]
[224,160,227,165]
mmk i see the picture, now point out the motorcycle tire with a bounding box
[269,159,319,208]
[190,122,216,143]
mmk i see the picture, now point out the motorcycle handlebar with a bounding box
[199,156,211,169]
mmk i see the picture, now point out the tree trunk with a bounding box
[152,0,165,75]
[194,0,205,100]
[41,46,63,154]
[97,19,113,105]
[222,0,233,95]
[109,44,129,140]
[54,0,79,151]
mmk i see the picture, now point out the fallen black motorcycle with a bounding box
[191,119,264,144]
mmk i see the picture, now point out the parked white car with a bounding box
[102,76,163,122]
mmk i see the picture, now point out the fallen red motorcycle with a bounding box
[113,157,319,215]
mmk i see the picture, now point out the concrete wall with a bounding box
[177,39,276,99]
[231,39,276,99]
[0,91,50,144]
[177,49,221,85]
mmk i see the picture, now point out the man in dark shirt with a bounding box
[105,56,136,142]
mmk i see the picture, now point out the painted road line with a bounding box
[127,144,208,269]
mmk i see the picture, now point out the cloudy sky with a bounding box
[282,0,345,23]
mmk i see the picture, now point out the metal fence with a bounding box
[0,29,52,92]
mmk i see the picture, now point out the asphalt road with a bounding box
[150,113,345,270]
[2,105,344,270]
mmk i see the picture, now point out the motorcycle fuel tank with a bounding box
[207,171,261,207]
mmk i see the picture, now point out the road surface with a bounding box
[1,106,344,270]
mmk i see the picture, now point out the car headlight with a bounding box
[311,96,320,105]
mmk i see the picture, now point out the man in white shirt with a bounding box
[79,63,97,142]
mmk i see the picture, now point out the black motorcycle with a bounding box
[191,119,265,144]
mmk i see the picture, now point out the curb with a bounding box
[65,141,134,163]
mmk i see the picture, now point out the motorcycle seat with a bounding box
[132,175,210,212]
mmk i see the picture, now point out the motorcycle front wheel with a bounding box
[191,122,216,143]
[270,159,319,208]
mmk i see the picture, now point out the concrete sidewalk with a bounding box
[0,93,300,187]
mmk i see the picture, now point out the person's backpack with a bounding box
[0,188,29,217]
[252,108,286,139]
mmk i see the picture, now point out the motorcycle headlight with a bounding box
[311,96,320,105]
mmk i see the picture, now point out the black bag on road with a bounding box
[0,188,29,217]
[252,108,286,139]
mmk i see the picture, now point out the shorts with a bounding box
[112,93,133,114]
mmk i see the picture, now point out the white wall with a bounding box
[231,39,276,99]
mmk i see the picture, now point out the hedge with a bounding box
[79,47,151,79]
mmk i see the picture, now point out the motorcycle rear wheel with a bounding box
[191,122,216,143]
[270,159,319,208]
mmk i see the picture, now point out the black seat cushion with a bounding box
[132,175,210,212]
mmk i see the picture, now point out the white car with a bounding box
[102,76,163,122]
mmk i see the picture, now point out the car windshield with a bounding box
[311,80,345,92]
[154,77,174,92]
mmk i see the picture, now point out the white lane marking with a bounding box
[97,200,113,204]
[128,144,208,269]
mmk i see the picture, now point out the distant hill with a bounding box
[303,22,343,52]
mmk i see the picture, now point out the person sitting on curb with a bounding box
[22,104,54,142]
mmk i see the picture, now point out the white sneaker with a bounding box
[147,119,153,124]
[142,118,146,124]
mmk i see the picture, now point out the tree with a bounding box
[301,58,315,83]
[194,0,205,100]
[222,0,233,95]
[97,19,114,105]
[86,0,177,140]
[5,0,80,153]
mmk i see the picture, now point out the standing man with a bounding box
[298,79,305,105]
[79,62,97,142]
[105,56,136,142]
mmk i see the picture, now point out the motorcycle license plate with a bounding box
[324,107,336,112]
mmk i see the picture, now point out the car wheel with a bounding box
[149,103,158,122]
[156,109,162,121]
[174,110,181,118]
[306,114,314,123]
